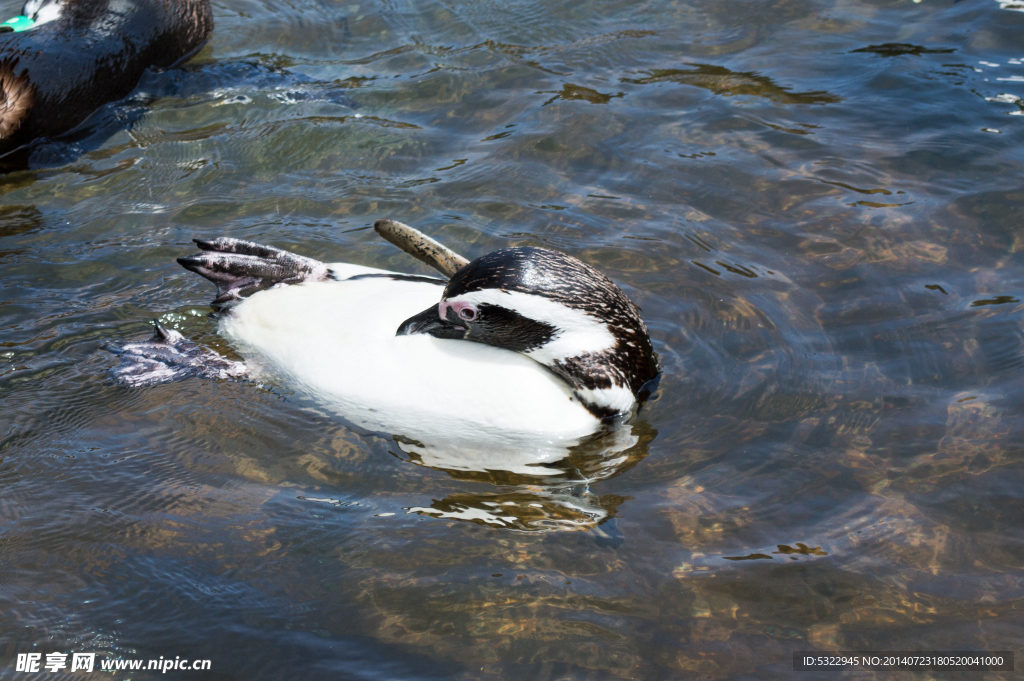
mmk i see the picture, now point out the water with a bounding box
[2,0,1024,678]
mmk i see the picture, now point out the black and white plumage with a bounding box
[397,247,659,419]
[113,237,660,460]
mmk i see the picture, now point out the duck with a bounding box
[113,222,660,456]
[0,0,212,158]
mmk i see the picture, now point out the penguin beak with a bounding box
[396,304,468,339]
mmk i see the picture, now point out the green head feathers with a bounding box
[0,15,36,32]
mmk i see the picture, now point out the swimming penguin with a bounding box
[113,227,660,451]
[0,0,212,157]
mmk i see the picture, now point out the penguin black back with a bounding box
[0,0,212,157]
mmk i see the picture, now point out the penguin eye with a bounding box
[458,307,477,321]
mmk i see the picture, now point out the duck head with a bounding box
[397,247,659,420]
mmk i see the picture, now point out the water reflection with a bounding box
[622,64,841,104]
[538,83,623,106]
[0,204,42,258]
[407,485,621,532]
[995,0,1024,12]
[0,59,357,171]
[850,43,956,57]
[389,422,656,531]
[394,423,645,479]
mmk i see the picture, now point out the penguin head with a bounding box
[397,247,659,419]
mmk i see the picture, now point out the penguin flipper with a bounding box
[178,238,332,306]
[110,322,247,387]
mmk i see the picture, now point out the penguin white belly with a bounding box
[218,264,601,449]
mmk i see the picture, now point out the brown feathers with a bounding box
[0,58,34,139]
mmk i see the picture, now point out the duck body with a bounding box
[0,0,212,156]
[221,263,602,445]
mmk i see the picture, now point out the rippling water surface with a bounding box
[3,0,1024,678]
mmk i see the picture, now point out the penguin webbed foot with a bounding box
[110,322,247,387]
[177,237,332,306]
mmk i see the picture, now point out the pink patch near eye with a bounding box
[439,300,477,322]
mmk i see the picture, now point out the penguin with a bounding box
[113,235,660,451]
[0,0,212,158]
